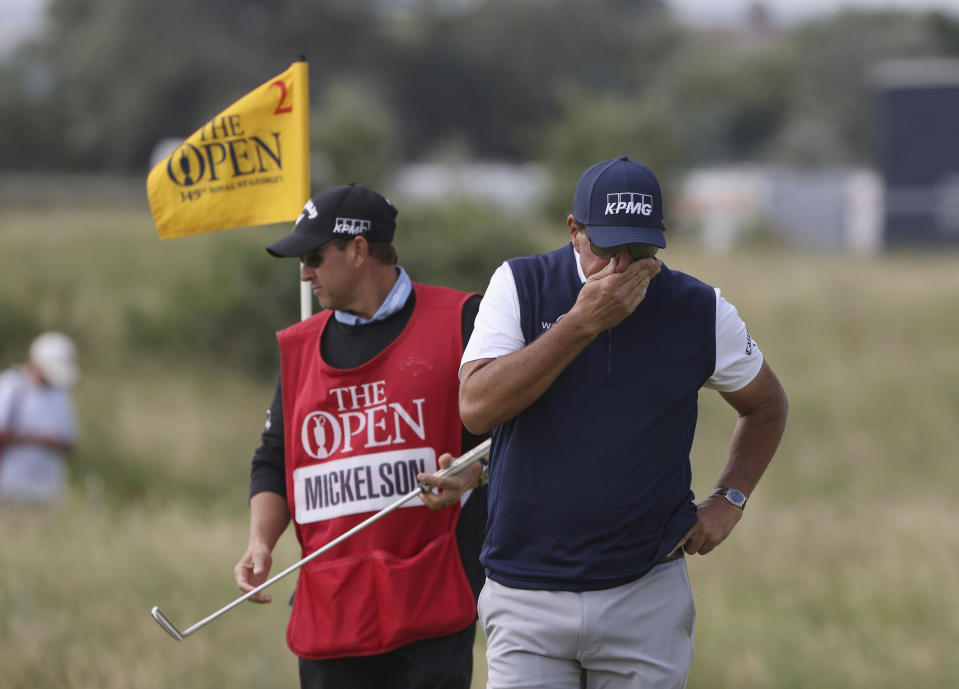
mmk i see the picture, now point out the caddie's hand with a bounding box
[417,452,483,510]
[669,493,743,557]
[234,543,274,604]
[573,257,661,333]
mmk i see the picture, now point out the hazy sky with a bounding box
[3,0,959,57]
[669,0,959,26]
[0,0,45,57]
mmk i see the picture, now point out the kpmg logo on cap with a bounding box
[606,192,654,217]
[333,217,372,235]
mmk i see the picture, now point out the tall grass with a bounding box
[0,497,302,688]
[680,248,959,689]
[1,177,958,687]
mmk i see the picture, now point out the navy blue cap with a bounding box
[266,183,398,257]
[572,156,666,249]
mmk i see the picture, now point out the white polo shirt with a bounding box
[462,250,763,392]
[0,367,78,502]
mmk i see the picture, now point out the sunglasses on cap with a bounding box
[586,231,659,259]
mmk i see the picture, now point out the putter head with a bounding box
[151,606,185,641]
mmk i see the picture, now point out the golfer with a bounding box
[459,156,788,688]
[234,183,488,689]
[0,331,79,504]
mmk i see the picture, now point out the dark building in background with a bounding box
[876,59,959,249]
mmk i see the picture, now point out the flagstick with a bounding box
[300,272,312,321]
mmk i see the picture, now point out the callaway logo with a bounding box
[333,217,371,235]
[606,192,654,217]
[399,355,433,376]
[295,199,319,226]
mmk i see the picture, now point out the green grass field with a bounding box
[1,176,957,688]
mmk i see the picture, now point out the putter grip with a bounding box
[419,437,491,492]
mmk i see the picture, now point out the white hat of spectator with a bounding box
[29,332,79,389]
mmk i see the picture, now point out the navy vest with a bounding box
[483,243,717,591]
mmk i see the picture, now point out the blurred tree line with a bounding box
[5,0,958,501]
[3,0,959,191]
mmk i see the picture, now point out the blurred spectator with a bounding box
[0,332,79,503]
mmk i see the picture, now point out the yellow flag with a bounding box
[147,60,310,239]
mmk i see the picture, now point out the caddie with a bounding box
[233,183,489,689]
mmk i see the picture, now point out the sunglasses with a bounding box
[587,234,659,260]
[299,238,342,268]
[300,249,325,268]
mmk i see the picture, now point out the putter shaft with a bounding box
[151,438,491,640]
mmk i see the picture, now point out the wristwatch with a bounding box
[478,455,490,487]
[713,486,747,510]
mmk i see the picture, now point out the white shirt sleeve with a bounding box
[460,266,763,392]
[705,288,764,392]
[460,262,525,374]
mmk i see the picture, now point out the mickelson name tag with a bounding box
[293,447,437,524]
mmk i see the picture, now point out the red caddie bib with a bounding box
[278,283,477,659]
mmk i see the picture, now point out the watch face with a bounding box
[726,489,747,507]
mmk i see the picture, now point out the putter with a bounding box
[151,437,491,641]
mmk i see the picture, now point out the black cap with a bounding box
[266,183,398,257]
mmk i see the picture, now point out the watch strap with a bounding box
[713,486,747,510]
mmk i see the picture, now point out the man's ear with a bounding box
[566,218,583,243]
[568,216,587,250]
[349,235,370,266]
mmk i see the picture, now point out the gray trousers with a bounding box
[478,559,695,689]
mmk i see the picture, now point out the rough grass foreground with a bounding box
[2,465,957,688]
